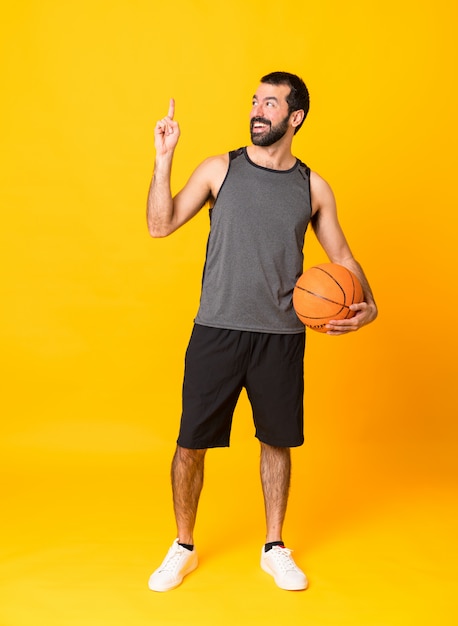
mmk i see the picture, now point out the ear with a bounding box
[290,109,305,129]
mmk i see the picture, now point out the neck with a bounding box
[246,143,296,171]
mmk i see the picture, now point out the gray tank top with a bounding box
[195,147,312,334]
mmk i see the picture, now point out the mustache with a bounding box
[250,117,271,129]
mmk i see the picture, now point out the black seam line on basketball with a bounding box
[298,312,344,321]
[316,265,357,303]
[295,286,352,310]
[313,266,354,304]
[297,304,353,320]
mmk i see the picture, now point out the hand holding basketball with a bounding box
[293,263,367,335]
[326,300,371,335]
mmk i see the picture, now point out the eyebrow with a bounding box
[252,95,280,103]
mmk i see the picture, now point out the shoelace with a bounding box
[268,546,299,572]
[158,545,186,573]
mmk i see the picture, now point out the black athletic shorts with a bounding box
[177,324,306,449]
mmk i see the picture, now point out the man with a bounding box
[146,72,377,592]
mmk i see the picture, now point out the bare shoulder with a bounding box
[310,170,336,215]
[310,170,334,198]
[199,153,229,176]
[196,153,230,201]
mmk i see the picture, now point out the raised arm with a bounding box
[147,99,223,238]
[310,171,378,335]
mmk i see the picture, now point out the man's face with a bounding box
[250,83,292,146]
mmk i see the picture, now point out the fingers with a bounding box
[155,117,175,136]
[349,302,367,313]
[155,98,178,137]
[325,321,356,335]
[167,97,175,119]
[326,303,368,335]
[324,300,377,335]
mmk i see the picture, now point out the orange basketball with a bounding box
[293,263,364,332]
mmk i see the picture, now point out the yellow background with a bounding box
[1,1,457,624]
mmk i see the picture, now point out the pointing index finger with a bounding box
[168,98,175,119]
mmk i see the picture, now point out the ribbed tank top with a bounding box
[195,147,312,334]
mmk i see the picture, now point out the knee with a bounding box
[260,442,290,455]
[175,445,207,463]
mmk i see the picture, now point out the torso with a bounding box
[194,147,312,334]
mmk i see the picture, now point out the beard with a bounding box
[250,114,290,146]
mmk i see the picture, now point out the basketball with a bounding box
[293,263,364,332]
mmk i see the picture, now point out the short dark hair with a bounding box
[261,71,310,134]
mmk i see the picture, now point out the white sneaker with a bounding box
[261,545,308,590]
[148,539,198,592]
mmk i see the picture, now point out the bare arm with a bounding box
[146,99,222,237]
[310,171,378,335]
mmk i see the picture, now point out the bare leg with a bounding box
[171,445,207,545]
[260,442,291,543]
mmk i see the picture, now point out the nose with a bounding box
[252,102,264,117]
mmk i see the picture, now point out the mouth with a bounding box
[251,117,271,133]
